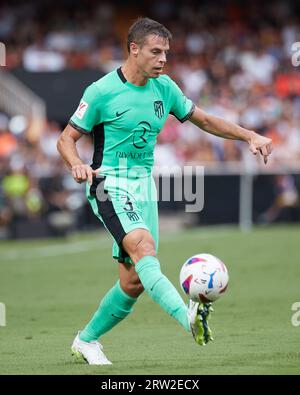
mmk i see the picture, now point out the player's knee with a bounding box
[121,279,144,298]
[123,231,156,264]
[137,239,156,258]
[131,239,156,264]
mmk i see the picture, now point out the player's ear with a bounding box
[130,42,139,57]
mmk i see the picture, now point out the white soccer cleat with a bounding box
[187,300,199,327]
[71,332,112,365]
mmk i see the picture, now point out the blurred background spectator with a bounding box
[0,0,300,237]
[258,174,300,223]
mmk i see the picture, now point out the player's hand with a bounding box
[71,164,101,185]
[248,132,273,164]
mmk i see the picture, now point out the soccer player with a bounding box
[57,17,272,365]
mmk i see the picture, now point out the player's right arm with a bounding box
[57,124,98,185]
[57,82,102,185]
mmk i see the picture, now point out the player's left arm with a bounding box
[189,106,273,164]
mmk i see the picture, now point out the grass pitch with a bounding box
[0,224,300,375]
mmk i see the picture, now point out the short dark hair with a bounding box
[127,17,172,53]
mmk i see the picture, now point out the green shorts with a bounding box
[87,175,159,264]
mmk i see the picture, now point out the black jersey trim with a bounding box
[117,67,127,83]
[116,249,131,264]
[68,120,90,135]
[89,176,127,247]
[170,103,196,123]
[91,123,105,170]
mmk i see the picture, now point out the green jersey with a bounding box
[69,67,194,178]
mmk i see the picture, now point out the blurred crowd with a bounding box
[0,114,96,237]
[1,0,300,236]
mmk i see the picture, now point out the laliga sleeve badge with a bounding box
[75,100,89,119]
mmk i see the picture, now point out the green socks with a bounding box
[79,280,137,342]
[135,256,190,332]
[79,256,189,342]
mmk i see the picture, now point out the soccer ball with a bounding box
[179,253,229,303]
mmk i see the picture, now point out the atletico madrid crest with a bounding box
[154,100,164,119]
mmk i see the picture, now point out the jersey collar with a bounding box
[117,67,127,83]
[117,67,150,90]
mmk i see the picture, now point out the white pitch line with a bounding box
[0,230,230,262]
[0,239,111,261]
